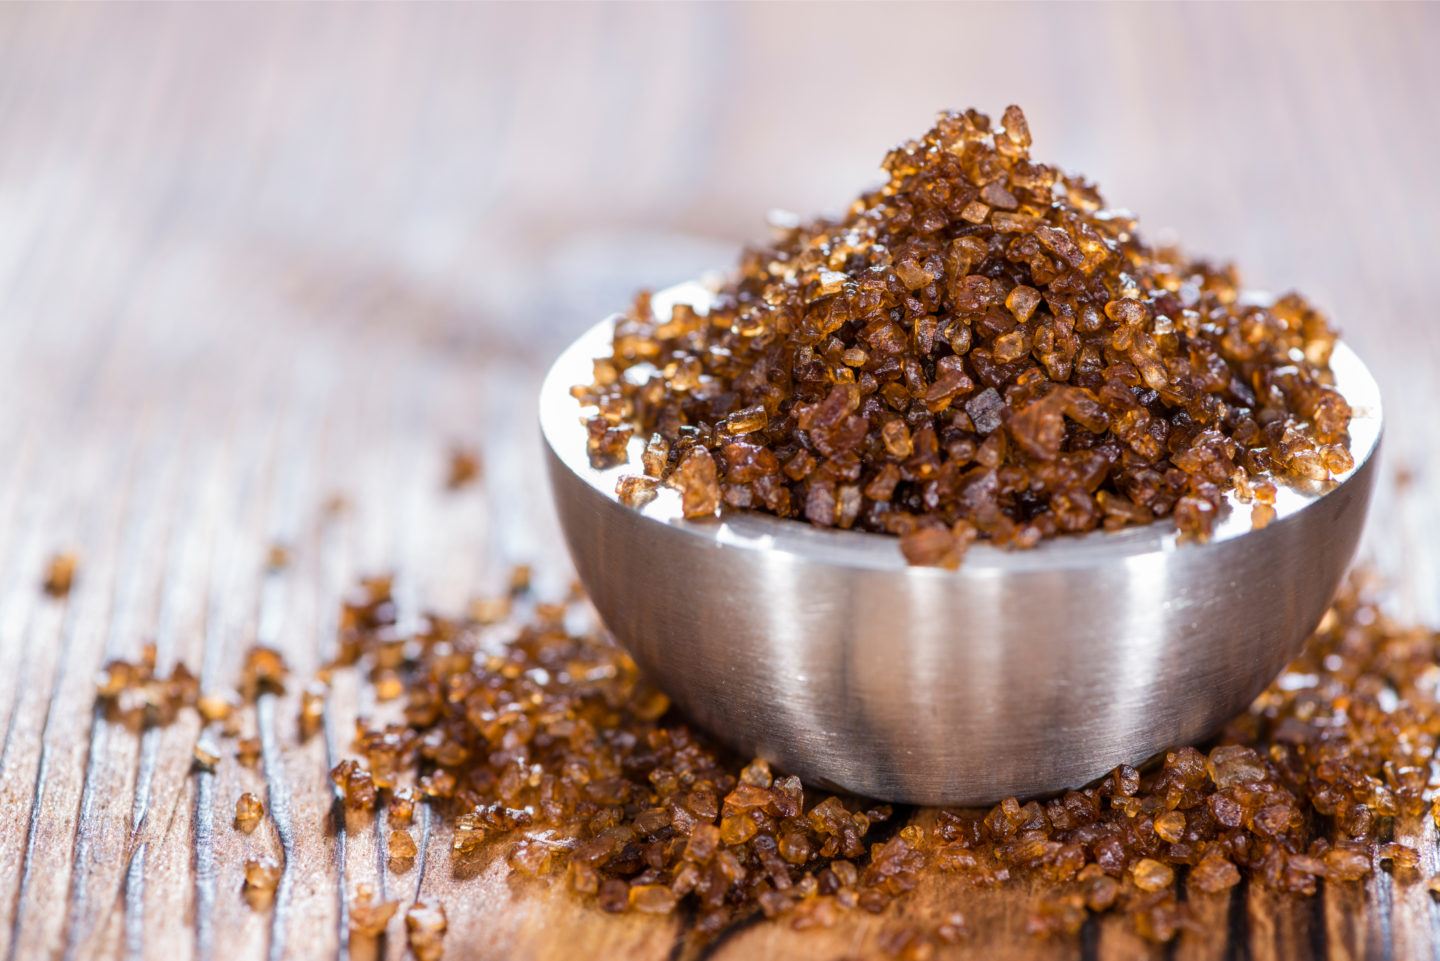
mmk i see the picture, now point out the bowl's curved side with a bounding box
[544,432,1377,804]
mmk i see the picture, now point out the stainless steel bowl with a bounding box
[539,282,1382,805]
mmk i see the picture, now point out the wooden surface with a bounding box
[2,4,1439,960]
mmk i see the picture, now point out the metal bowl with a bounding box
[539,282,1382,805]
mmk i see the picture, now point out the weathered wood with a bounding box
[0,5,1437,960]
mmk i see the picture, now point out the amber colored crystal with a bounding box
[350,883,399,937]
[241,646,288,698]
[330,759,377,810]
[198,690,237,723]
[299,681,325,739]
[390,786,417,824]
[389,828,418,870]
[243,857,282,910]
[297,557,1440,946]
[445,446,482,490]
[1132,858,1174,892]
[236,737,261,768]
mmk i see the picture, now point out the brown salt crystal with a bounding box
[668,446,720,519]
[1322,444,1355,474]
[350,883,399,937]
[1379,842,1420,872]
[960,201,990,225]
[964,388,1005,436]
[628,883,679,915]
[243,857,282,910]
[1084,874,1120,911]
[451,812,485,854]
[881,420,913,458]
[406,897,447,961]
[1323,847,1372,882]
[570,861,600,894]
[597,879,629,913]
[236,737,261,768]
[739,758,772,788]
[330,759,377,810]
[298,682,325,739]
[899,526,965,570]
[1132,858,1174,892]
[719,811,759,846]
[469,595,511,624]
[1153,810,1186,843]
[42,552,77,597]
[373,668,403,702]
[198,690,238,723]
[264,543,290,572]
[390,786,416,824]
[241,646,288,698]
[1006,285,1041,323]
[642,433,670,477]
[508,839,554,877]
[615,474,659,507]
[234,792,264,833]
[445,446,482,490]
[95,661,135,698]
[388,828,418,870]
[1207,745,1268,788]
[576,105,1348,564]
[723,405,768,435]
[193,738,221,769]
[323,564,1433,942]
[934,911,968,943]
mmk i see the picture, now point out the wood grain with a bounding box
[0,4,1438,960]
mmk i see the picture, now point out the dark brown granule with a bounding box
[576,106,1351,562]
[445,446,482,490]
[42,552,77,597]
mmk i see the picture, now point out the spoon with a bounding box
[539,282,1381,805]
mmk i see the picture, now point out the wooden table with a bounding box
[1,4,1438,959]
